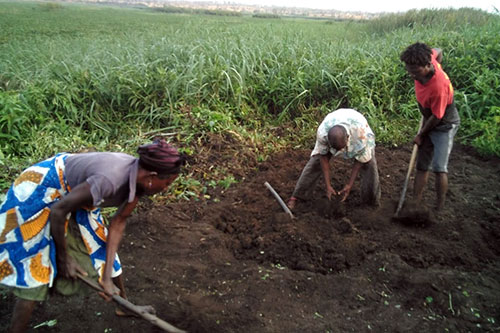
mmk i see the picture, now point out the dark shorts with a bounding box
[416,123,459,173]
[11,221,99,301]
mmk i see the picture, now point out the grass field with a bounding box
[1,1,499,195]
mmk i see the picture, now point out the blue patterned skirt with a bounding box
[0,154,121,288]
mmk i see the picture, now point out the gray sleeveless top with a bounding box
[65,152,139,207]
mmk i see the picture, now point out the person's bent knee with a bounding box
[432,167,448,173]
[361,188,381,207]
[12,285,49,302]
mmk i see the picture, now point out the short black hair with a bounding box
[400,42,432,67]
[327,126,347,150]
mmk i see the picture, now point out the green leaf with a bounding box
[33,319,57,329]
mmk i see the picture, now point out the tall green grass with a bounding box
[1,2,499,193]
[365,7,497,33]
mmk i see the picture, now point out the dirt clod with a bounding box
[393,201,432,226]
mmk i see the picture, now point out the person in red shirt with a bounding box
[400,42,460,211]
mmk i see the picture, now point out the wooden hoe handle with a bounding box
[395,143,418,216]
[394,117,424,217]
[265,181,294,219]
[77,273,187,333]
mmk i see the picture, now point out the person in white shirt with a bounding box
[287,108,381,210]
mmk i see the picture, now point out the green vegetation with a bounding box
[366,7,497,33]
[37,2,63,11]
[0,2,499,197]
[253,13,281,19]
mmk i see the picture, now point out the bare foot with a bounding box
[287,197,297,210]
[115,305,156,317]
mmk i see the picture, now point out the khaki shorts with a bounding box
[12,220,99,301]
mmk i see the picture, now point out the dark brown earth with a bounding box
[1,143,500,332]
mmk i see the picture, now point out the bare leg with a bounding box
[112,275,155,317]
[413,169,429,204]
[112,275,127,299]
[9,298,37,333]
[435,172,448,211]
[113,275,129,316]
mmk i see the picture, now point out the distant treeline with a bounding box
[154,5,242,17]
[252,13,280,19]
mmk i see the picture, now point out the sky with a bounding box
[193,0,499,13]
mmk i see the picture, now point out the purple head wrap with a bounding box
[137,139,185,175]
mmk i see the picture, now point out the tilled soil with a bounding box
[1,143,499,332]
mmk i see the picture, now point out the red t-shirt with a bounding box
[414,49,454,119]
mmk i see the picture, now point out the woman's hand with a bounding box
[414,134,423,146]
[57,254,88,279]
[98,278,120,302]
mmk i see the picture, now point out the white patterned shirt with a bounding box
[311,109,375,163]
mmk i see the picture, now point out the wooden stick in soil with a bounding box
[77,273,186,333]
[264,181,294,219]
